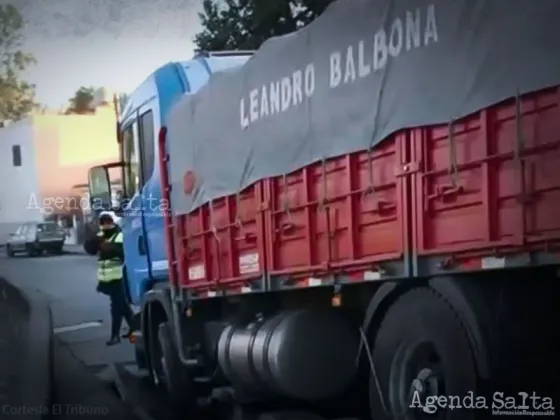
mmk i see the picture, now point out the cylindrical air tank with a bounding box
[216,309,358,402]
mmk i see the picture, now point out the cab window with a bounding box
[138,110,155,185]
[122,122,140,198]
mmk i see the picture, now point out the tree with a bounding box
[66,86,96,114]
[116,93,129,114]
[0,4,37,122]
[193,0,335,51]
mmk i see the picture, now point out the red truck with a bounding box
[88,1,560,418]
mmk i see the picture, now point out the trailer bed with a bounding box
[160,87,560,298]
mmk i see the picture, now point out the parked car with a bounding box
[5,222,66,257]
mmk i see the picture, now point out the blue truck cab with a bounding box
[113,52,252,308]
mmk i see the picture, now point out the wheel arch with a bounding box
[429,276,490,379]
[358,281,410,364]
[359,276,490,380]
[140,285,174,372]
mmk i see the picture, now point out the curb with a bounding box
[0,278,53,419]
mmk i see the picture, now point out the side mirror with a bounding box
[88,165,112,211]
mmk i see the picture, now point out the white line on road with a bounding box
[53,321,103,334]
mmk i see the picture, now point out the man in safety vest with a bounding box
[89,212,133,346]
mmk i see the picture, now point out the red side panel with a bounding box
[266,133,407,283]
[412,87,560,257]
[175,184,266,292]
[159,87,560,295]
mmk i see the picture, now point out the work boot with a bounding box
[106,336,120,346]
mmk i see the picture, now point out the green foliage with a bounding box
[66,86,96,114]
[193,0,335,51]
[0,4,37,122]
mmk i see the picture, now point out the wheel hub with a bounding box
[387,341,445,418]
[410,367,440,403]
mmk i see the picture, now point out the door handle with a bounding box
[138,235,146,255]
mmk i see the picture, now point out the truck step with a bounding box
[185,357,201,368]
[193,375,213,384]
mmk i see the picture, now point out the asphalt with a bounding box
[0,248,135,369]
[0,246,350,420]
[0,245,139,419]
[49,336,137,419]
[0,279,28,418]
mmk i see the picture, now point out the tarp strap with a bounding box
[234,188,243,228]
[319,157,328,211]
[209,199,220,242]
[514,90,528,213]
[362,146,375,200]
[514,90,525,162]
[448,120,459,187]
[279,173,294,226]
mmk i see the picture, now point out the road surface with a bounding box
[0,248,346,420]
[0,249,135,371]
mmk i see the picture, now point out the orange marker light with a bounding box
[331,294,341,307]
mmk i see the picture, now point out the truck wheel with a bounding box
[368,288,477,420]
[155,322,197,412]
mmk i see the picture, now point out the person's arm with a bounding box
[102,241,124,260]
[84,234,102,255]
[101,231,124,261]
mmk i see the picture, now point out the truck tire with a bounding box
[368,288,477,420]
[156,322,197,412]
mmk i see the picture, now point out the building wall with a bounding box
[0,104,120,245]
[32,105,120,204]
[0,119,43,244]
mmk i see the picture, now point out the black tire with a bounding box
[5,245,14,257]
[154,322,197,412]
[25,243,37,257]
[369,288,477,420]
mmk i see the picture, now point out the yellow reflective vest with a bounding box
[97,231,124,283]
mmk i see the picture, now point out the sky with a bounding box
[10,0,203,108]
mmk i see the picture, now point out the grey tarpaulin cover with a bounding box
[167,0,560,216]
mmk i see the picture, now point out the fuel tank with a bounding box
[216,309,358,401]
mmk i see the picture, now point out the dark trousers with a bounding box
[100,280,133,337]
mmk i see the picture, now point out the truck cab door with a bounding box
[136,102,166,281]
[120,119,150,301]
